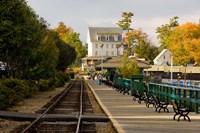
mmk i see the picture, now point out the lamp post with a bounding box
[177,73,181,86]
[170,54,173,85]
[100,44,104,74]
[184,64,187,87]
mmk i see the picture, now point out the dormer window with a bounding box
[97,35,101,41]
[101,35,106,41]
[114,35,118,41]
[118,35,121,41]
[109,36,114,41]
[106,36,109,41]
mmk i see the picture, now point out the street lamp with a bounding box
[100,44,104,74]
[170,54,173,85]
[177,73,181,86]
[184,64,187,87]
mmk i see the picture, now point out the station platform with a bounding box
[87,79,200,133]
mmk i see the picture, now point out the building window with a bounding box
[97,35,101,41]
[118,35,121,41]
[111,44,114,48]
[95,51,98,56]
[106,51,108,56]
[111,51,114,56]
[95,44,98,48]
[101,35,106,41]
[114,35,118,41]
[106,36,109,41]
[106,44,109,48]
[109,36,114,41]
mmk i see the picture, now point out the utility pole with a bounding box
[171,54,173,85]
[100,44,104,74]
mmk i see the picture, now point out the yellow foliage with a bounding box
[124,29,148,48]
[72,67,81,73]
[167,22,200,65]
[54,22,74,38]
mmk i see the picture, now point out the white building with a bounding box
[153,49,172,66]
[87,27,123,57]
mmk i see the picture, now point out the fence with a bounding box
[113,74,200,113]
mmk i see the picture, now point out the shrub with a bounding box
[0,78,38,110]
[54,71,70,87]
[69,71,75,79]
[72,67,81,74]
[38,79,52,91]
[0,83,14,110]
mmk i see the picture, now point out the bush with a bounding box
[0,83,14,110]
[54,71,70,87]
[0,71,70,111]
[38,79,53,91]
[72,67,81,74]
[0,78,38,110]
[69,71,75,79]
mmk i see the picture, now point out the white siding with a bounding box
[153,49,172,66]
[87,27,123,57]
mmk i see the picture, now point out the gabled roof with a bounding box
[153,49,171,62]
[95,56,151,69]
[88,27,123,42]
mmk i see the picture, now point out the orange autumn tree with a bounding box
[54,22,87,67]
[54,22,74,38]
[124,28,148,45]
[124,29,159,64]
[167,22,200,65]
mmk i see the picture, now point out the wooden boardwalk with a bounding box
[87,80,200,133]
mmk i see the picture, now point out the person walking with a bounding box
[98,73,103,85]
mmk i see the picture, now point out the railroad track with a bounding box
[10,78,108,133]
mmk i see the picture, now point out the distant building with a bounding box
[87,27,123,57]
[153,49,172,66]
[144,49,200,81]
[82,27,124,71]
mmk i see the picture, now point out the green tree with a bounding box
[135,40,159,64]
[116,12,134,31]
[125,29,159,64]
[156,16,179,48]
[56,39,76,71]
[28,30,59,80]
[0,0,47,78]
[117,12,134,53]
[54,22,86,66]
[119,52,140,78]
[63,32,85,66]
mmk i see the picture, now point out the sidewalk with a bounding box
[87,79,200,133]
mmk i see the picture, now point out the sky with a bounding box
[26,0,200,46]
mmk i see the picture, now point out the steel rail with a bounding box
[21,80,76,133]
[75,80,83,133]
